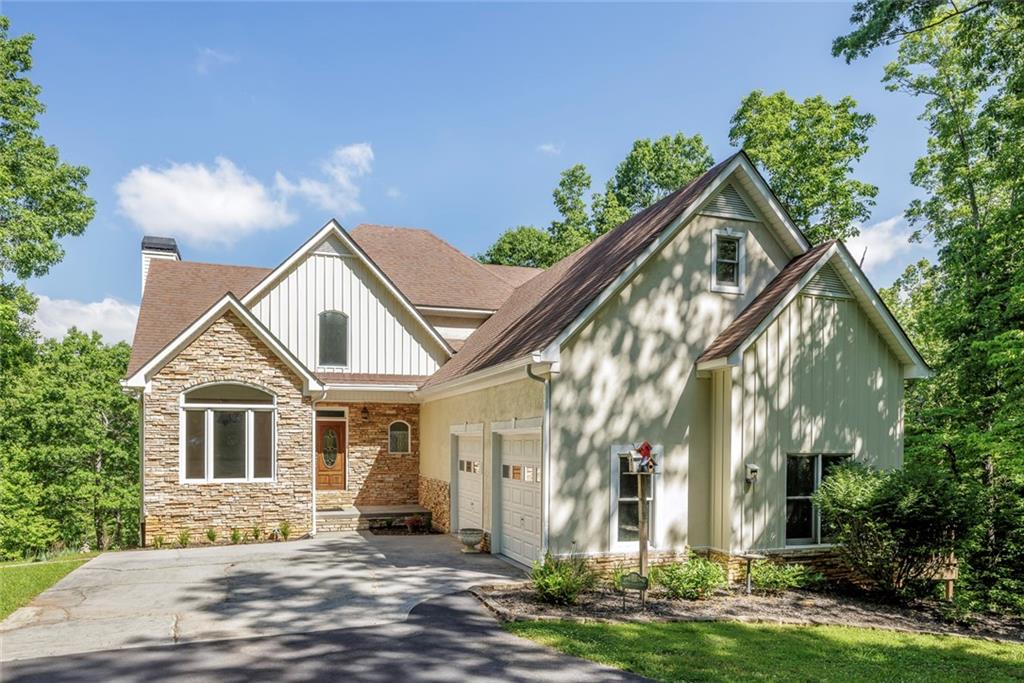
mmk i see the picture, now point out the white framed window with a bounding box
[609,444,663,552]
[785,453,851,545]
[711,227,746,294]
[318,310,349,368]
[180,383,276,483]
[388,421,411,454]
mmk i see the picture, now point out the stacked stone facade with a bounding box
[142,312,313,545]
[418,475,450,532]
[694,547,853,583]
[315,402,420,509]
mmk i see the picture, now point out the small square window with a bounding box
[502,464,510,479]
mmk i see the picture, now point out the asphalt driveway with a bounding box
[0,531,523,662]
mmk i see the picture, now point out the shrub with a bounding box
[750,561,823,594]
[177,530,190,548]
[652,557,726,600]
[609,564,640,592]
[152,535,165,550]
[814,462,971,601]
[206,528,217,544]
[279,520,291,541]
[230,528,242,545]
[251,526,262,541]
[531,552,596,605]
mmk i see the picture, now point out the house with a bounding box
[123,151,929,573]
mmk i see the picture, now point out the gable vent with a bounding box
[804,263,851,298]
[704,184,756,220]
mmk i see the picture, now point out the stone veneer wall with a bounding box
[316,402,420,510]
[143,311,313,545]
[418,475,450,532]
[694,547,853,583]
[573,550,690,576]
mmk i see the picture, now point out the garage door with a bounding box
[499,434,542,566]
[456,434,483,530]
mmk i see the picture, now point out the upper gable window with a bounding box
[318,311,349,367]
[711,228,746,294]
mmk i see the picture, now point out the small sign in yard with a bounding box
[620,571,649,610]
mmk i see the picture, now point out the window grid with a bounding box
[785,453,850,545]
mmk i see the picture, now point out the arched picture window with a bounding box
[181,383,276,482]
[319,310,349,367]
[389,421,410,454]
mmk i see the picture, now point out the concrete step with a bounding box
[316,505,431,534]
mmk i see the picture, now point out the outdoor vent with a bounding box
[704,184,756,220]
[804,264,851,299]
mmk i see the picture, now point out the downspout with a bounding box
[526,364,551,557]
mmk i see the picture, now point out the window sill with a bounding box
[782,543,835,551]
[181,478,276,485]
[710,284,745,295]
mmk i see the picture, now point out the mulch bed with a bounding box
[475,584,1024,644]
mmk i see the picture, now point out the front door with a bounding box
[316,421,346,490]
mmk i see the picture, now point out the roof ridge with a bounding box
[150,259,272,272]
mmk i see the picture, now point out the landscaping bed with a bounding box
[477,584,1024,643]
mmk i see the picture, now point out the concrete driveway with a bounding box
[1,531,523,662]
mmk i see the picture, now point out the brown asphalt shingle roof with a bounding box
[126,261,270,376]
[350,224,517,311]
[696,240,836,364]
[482,263,543,288]
[421,154,741,388]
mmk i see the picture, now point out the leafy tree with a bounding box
[0,463,58,560]
[1,331,139,553]
[480,133,712,267]
[840,3,1024,612]
[729,90,878,243]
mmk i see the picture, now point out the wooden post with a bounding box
[638,471,648,608]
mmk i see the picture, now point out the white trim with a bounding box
[124,294,325,394]
[324,383,420,392]
[710,226,747,295]
[449,421,484,435]
[609,444,664,553]
[388,420,412,454]
[417,305,495,318]
[178,393,278,485]
[540,155,810,359]
[490,416,543,434]
[416,355,550,401]
[240,219,453,357]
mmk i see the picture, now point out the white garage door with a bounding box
[499,434,542,567]
[456,435,483,530]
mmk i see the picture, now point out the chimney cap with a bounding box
[141,236,180,258]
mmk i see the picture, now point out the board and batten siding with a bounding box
[720,288,904,553]
[251,237,446,376]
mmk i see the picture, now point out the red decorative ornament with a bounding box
[636,440,656,473]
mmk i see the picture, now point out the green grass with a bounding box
[0,554,94,620]
[506,620,1024,682]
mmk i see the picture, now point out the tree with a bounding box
[479,133,712,267]
[838,2,1024,612]
[1,331,139,553]
[729,90,878,243]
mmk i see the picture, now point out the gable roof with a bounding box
[482,263,543,288]
[422,154,747,389]
[350,224,519,311]
[127,260,270,376]
[240,220,454,356]
[697,240,931,378]
[124,293,324,393]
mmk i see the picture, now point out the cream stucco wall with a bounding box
[419,378,543,531]
[549,204,792,556]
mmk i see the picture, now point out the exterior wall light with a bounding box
[745,463,760,485]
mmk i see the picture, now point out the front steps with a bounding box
[316,504,431,533]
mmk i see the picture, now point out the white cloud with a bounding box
[116,157,295,247]
[846,214,915,276]
[386,186,402,199]
[276,142,374,216]
[196,47,238,75]
[34,295,139,344]
[537,143,562,156]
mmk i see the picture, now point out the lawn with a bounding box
[506,620,1024,682]
[0,555,95,620]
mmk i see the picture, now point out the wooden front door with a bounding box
[316,421,346,490]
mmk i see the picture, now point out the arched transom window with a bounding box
[318,310,349,367]
[181,383,276,482]
[388,421,411,454]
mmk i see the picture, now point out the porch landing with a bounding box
[316,504,431,533]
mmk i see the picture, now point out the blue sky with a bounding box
[8,2,936,343]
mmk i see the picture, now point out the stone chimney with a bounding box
[141,236,180,296]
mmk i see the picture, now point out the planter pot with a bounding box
[458,528,484,553]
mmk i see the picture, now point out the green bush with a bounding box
[652,557,726,600]
[814,462,971,601]
[251,526,262,541]
[152,535,165,550]
[749,561,823,594]
[205,528,217,544]
[230,528,242,545]
[531,552,597,605]
[608,565,640,592]
[279,520,291,540]
[177,530,190,548]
